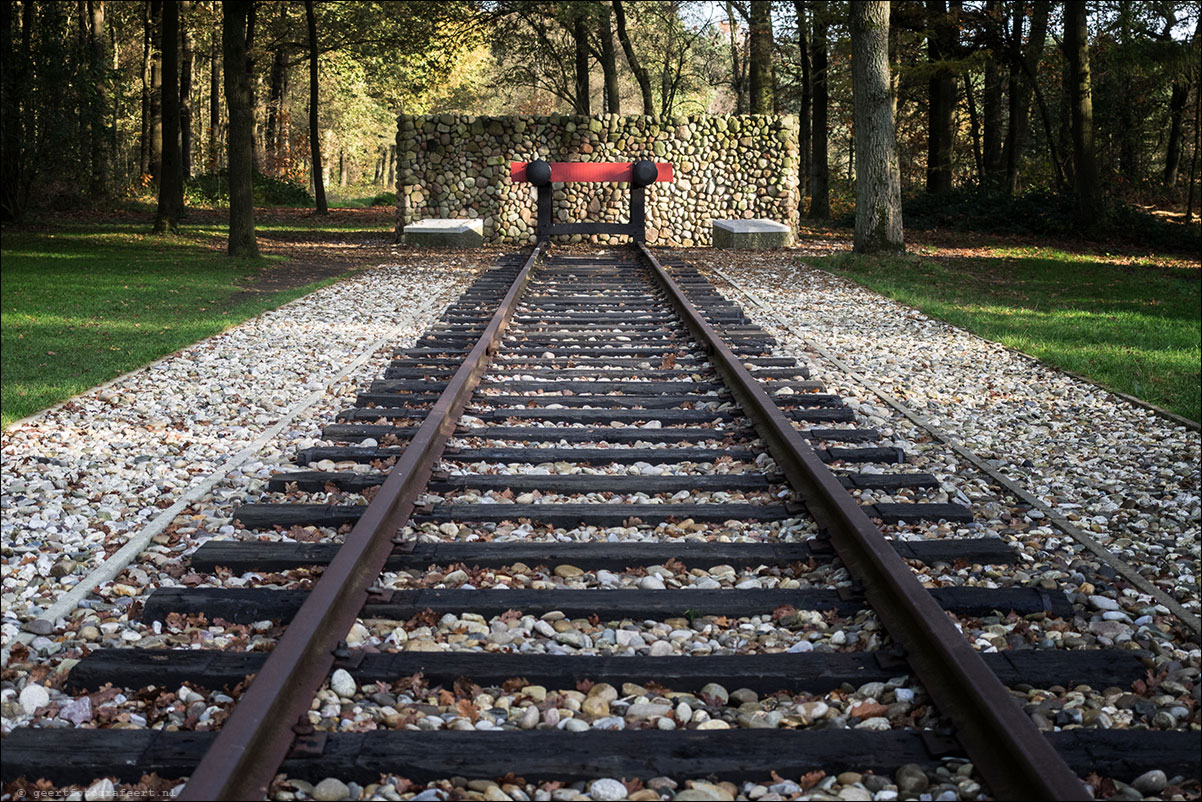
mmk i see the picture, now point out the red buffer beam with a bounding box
[510,162,675,183]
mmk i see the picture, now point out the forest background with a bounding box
[1,0,1200,426]
[2,0,1201,232]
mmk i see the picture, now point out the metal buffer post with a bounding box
[511,160,675,241]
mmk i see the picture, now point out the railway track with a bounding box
[3,244,1198,800]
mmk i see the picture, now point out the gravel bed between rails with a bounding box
[1,251,491,659]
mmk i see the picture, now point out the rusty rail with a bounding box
[636,242,1089,801]
[179,241,547,800]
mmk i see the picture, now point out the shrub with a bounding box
[252,172,314,206]
[184,172,229,205]
[899,187,1078,235]
[184,171,314,207]
[833,187,1200,253]
[370,191,397,207]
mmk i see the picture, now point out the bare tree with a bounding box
[725,2,746,113]
[208,1,219,172]
[850,0,904,252]
[597,1,619,113]
[88,0,112,197]
[613,0,655,117]
[179,0,193,181]
[140,1,151,176]
[1164,11,1201,188]
[1063,0,1099,225]
[224,0,258,255]
[748,0,774,113]
[266,5,290,177]
[571,8,590,114]
[981,0,1003,183]
[149,0,162,179]
[925,0,956,193]
[306,0,327,214]
[1001,0,1050,194]
[1,2,34,219]
[809,0,830,218]
[793,0,811,203]
[154,0,180,232]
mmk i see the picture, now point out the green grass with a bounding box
[1,224,339,428]
[815,247,1201,422]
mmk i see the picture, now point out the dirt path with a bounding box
[220,208,399,304]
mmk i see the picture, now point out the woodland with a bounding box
[2,2,1200,426]
[0,0,1200,251]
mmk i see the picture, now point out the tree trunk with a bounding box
[612,0,654,118]
[725,2,745,113]
[809,0,830,218]
[1186,69,1200,222]
[1001,1,1025,190]
[598,1,619,114]
[224,0,258,256]
[1063,0,1099,226]
[1,1,26,219]
[963,72,984,181]
[208,10,219,172]
[245,2,259,174]
[339,149,348,186]
[306,0,327,213]
[154,0,180,232]
[322,129,333,185]
[387,144,396,188]
[179,1,193,181]
[1165,13,1201,190]
[793,0,811,210]
[110,18,120,187]
[267,45,287,174]
[850,0,904,253]
[1116,1,1139,185]
[748,0,774,114]
[981,0,1003,183]
[89,0,111,197]
[572,11,590,115]
[1001,0,1049,194]
[77,0,92,181]
[1164,82,1188,188]
[140,0,151,176]
[925,0,955,194]
[149,0,162,180]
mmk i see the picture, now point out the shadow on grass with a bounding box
[815,249,1201,422]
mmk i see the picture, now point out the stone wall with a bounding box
[395,114,799,246]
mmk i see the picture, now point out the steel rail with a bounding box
[706,265,1202,639]
[179,241,547,801]
[637,242,1089,802]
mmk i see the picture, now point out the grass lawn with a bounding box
[1,217,364,429]
[814,244,1201,422]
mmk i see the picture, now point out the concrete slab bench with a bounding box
[712,219,792,249]
[402,218,484,248]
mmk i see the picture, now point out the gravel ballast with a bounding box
[3,246,1198,801]
[1,252,489,646]
[687,251,1200,623]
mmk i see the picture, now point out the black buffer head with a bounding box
[631,159,659,188]
[527,159,553,187]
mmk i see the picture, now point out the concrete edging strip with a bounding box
[2,298,441,667]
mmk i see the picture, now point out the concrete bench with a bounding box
[402,218,484,248]
[712,219,792,249]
